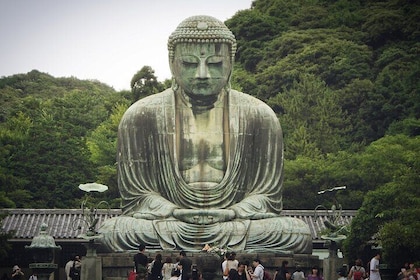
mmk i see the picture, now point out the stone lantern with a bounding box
[315,186,348,280]
[75,182,110,280]
[25,223,61,280]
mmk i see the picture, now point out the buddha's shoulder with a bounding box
[133,88,173,107]
[123,89,173,115]
[230,89,275,113]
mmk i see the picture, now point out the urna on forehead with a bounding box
[168,15,237,60]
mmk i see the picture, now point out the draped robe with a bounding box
[98,88,312,253]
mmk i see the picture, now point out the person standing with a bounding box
[223,252,239,278]
[170,269,181,280]
[150,254,164,280]
[178,251,192,280]
[65,256,81,280]
[65,257,74,280]
[337,270,346,280]
[249,259,264,280]
[11,265,24,280]
[348,259,366,280]
[369,253,381,280]
[238,262,252,280]
[162,257,176,280]
[291,266,305,280]
[307,266,323,280]
[69,256,81,280]
[274,261,289,280]
[134,244,149,280]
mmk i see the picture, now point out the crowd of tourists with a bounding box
[395,262,419,280]
[339,254,419,280]
[131,244,326,280]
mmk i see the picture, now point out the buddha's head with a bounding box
[168,15,237,106]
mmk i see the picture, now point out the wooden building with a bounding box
[0,208,356,278]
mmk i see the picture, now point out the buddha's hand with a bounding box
[132,203,178,219]
[173,209,236,225]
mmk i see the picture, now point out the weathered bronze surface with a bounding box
[98,15,312,254]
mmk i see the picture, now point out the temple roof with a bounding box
[1,208,357,242]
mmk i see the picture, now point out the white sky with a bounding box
[0,0,253,91]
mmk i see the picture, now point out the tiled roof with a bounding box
[1,208,121,241]
[0,208,357,241]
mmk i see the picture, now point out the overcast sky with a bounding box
[0,0,253,91]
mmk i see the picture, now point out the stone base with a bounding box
[100,251,321,280]
[323,257,345,280]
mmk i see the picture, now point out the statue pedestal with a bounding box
[81,238,103,280]
[323,256,344,280]
[29,263,57,280]
[321,239,346,280]
[195,252,223,280]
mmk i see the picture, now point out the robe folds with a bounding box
[98,89,312,253]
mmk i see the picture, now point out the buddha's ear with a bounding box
[169,58,175,77]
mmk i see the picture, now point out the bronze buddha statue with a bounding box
[98,15,312,254]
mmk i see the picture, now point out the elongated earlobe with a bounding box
[171,79,179,91]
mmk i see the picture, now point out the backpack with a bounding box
[264,270,272,280]
[70,261,80,279]
[353,267,363,280]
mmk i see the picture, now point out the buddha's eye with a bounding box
[207,56,223,65]
[180,56,198,67]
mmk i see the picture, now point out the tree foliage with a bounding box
[86,103,129,207]
[130,66,164,102]
[343,135,420,265]
[268,74,349,159]
[0,0,419,264]
[0,70,130,208]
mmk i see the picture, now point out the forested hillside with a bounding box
[0,0,419,264]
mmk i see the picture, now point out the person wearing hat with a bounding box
[11,265,24,280]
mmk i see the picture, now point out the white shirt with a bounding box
[292,271,305,280]
[222,259,239,278]
[162,263,176,280]
[65,260,74,280]
[370,257,381,280]
[254,264,264,280]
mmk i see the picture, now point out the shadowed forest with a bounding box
[0,0,419,265]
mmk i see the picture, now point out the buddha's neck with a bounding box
[177,89,226,115]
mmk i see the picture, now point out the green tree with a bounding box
[87,103,129,207]
[130,66,164,102]
[226,9,284,72]
[344,134,420,265]
[372,43,420,135]
[268,74,349,159]
[361,2,405,47]
[256,29,372,100]
[283,156,326,209]
[0,112,33,207]
[283,152,357,210]
[338,79,379,143]
[9,109,95,208]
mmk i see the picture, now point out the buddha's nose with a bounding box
[196,61,210,79]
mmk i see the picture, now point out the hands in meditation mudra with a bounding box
[98,15,312,254]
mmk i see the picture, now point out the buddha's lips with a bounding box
[193,81,211,87]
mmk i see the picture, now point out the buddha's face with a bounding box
[171,42,232,105]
